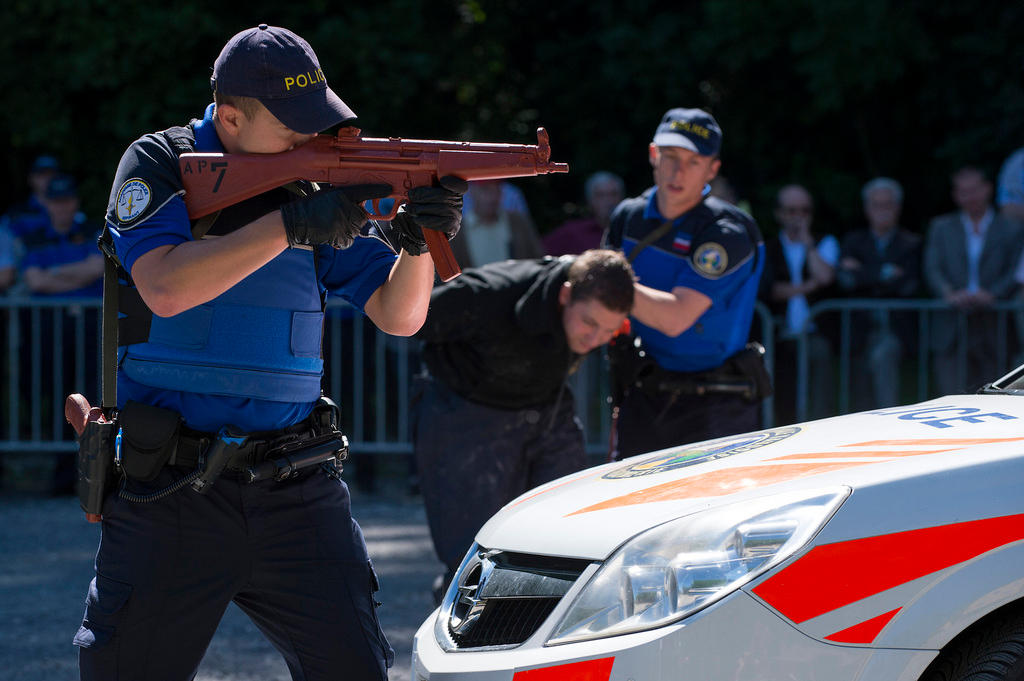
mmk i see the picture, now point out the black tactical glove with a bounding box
[280,184,392,249]
[391,175,468,255]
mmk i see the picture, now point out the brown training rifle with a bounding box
[178,126,570,281]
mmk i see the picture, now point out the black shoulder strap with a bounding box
[97,229,122,409]
[744,218,761,273]
[627,219,675,264]
[101,248,118,409]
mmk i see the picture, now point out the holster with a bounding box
[722,342,774,401]
[606,332,656,406]
[76,416,118,517]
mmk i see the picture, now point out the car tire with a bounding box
[921,612,1024,681]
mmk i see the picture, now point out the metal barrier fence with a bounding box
[0,297,776,457]
[15,296,1020,457]
[792,298,1024,423]
[3,297,101,451]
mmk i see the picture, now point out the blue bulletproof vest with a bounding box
[120,246,325,402]
[117,127,325,403]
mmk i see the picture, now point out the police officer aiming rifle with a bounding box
[72,25,464,681]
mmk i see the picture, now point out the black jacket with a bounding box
[417,257,579,409]
[837,227,923,352]
[837,228,922,299]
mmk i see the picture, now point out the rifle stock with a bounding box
[179,127,569,281]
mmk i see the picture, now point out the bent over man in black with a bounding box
[413,250,635,598]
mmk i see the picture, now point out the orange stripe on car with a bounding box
[766,448,957,461]
[768,437,1024,462]
[568,437,1024,516]
[567,462,872,516]
[843,438,1024,447]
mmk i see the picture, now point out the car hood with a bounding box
[476,394,1024,560]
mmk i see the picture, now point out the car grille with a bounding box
[444,549,592,649]
[450,596,561,647]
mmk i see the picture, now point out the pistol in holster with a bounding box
[606,331,657,408]
[72,406,119,522]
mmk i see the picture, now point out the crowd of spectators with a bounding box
[0,156,104,297]
[755,160,1024,421]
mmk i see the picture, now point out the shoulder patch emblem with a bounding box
[693,241,728,275]
[115,178,152,224]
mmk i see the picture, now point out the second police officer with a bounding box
[604,108,769,460]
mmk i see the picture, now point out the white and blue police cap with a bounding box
[652,108,722,157]
[211,24,356,135]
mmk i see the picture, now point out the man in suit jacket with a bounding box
[838,177,922,410]
[924,166,1024,395]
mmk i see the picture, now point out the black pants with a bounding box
[75,466,393,681]
[413,378,587,576]
[615,386,761,460]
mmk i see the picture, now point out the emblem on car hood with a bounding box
[604,426,802,479]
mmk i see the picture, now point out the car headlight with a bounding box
[547,487,850,645]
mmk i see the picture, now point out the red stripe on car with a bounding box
[752,513,1024,624]
[824,608,902,644]
[513,657,615,680]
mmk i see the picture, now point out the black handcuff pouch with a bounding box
[119,400,183,482]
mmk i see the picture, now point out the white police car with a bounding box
[411,367,1024,680]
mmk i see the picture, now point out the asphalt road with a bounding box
[0,485,444,681]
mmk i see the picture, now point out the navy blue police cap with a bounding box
[652,108,722,157]
[211,24,356,135]
[45,173,77,199]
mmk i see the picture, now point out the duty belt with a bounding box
[170,421,318,472]
[638,367,757,400]
[113,397,349,503]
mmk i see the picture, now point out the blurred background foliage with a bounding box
[1,0,1022,237]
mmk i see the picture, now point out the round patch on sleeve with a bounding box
[115,178,152,224]
[693,241,728,276]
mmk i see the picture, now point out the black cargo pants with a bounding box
[75,466,393,681]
